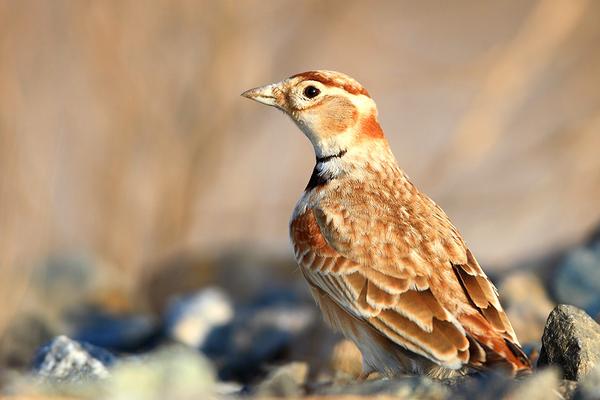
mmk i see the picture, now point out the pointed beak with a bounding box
[241,83,281,107]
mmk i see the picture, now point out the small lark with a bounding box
[242,70,531,378]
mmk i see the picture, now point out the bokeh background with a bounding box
[1,0,599,385]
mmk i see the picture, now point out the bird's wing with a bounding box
[290,197,530,372]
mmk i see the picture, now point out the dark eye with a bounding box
[303,85,320,99]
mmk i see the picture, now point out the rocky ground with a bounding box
[0,227,599,399]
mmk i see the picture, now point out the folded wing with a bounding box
[290,204,530,373]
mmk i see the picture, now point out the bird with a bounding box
[241,70,531,378]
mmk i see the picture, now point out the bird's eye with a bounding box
[303,85,320,99]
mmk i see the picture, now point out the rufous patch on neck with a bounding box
[360,113,385,139]
[292,71,370,98]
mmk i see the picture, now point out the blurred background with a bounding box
[1,0,599,387]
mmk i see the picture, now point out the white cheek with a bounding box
[308,131,354,160]
[294,113,320,143]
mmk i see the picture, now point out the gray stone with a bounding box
[442,371,567,400]
[441,373,519,400]
[164,287,234,348]
[554,245,600,317]
[574,364,600,400]
[559,380,579,400]
[538,305,600,380]
[33,335,114,382]
[315,377,448,399]
[74,312,158,352]
[215,381,243,396]
[204,289,317,383]
[255,362,308,397]
[508,368,561,400]
[221,303,315,380]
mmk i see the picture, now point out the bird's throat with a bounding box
[305,149,347,191]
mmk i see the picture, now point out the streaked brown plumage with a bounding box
[242,70,531,377]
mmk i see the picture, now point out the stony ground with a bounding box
[0,227,599,399]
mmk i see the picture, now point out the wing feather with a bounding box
[291,202,530,373]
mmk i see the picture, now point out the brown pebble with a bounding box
[330,339,363,379]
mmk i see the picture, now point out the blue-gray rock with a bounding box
[554,244,600,317]
[73,312,158,352]
[203,288,316,383]
[538,305,600,381]
[33,335,115,382]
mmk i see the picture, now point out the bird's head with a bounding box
[242,70,385,159]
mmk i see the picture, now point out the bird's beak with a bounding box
[241,83,281,108]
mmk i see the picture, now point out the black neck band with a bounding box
[306,149,347,191]
[316,149,347,164]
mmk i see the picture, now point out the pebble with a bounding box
[538,305,600,380]
[33,335,115,382]
[203,289,316,383]
[329,339,363,380]
[164,287,234,348]
[105,345,216,400]
[255,362,308,397]
[508,368,561,400]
